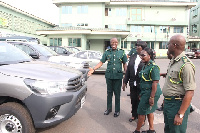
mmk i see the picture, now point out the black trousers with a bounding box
[130,86,140,118]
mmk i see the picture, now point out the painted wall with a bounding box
[0,4,55,44]
[60,3,105,28]
[90,39,104,53]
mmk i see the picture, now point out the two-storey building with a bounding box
[36,0,197,56]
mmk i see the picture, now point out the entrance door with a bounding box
[105,41,110,50]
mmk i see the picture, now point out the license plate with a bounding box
[81,95,86,108]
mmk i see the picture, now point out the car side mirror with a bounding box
[29,53,39,59]
[64,51,68,54]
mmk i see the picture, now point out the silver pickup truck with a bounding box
[0,42,87,133]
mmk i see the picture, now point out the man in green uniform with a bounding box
[88,37,127,117]
[162,34,196,133]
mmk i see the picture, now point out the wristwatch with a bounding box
[177,113,184,119]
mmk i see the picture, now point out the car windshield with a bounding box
[0,42,31,65]
[88,51,102,60]
[32,44,58,56]
[68,47,80,53]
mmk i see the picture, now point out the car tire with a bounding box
[0,102,35,133]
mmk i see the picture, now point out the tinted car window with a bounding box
[56,47,65,54]
[76,51,87,59]
[89,51,101,60]
[31,44,58,56]
[14,44,35,55]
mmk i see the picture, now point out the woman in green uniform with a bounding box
[133,47,162,133]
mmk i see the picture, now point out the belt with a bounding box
[164,95,185,101]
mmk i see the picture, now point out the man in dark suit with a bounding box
[122,41,147,122]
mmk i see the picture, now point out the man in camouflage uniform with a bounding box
[88,37,127,117]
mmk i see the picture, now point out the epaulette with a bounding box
[182,56,190,63]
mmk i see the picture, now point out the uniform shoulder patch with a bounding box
[182,56,190,63]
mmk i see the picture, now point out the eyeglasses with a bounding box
[139,54,148,57]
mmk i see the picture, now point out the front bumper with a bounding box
[23,84,87,128]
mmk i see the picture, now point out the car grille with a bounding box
[83,62,89,69]
[67,76,83,91]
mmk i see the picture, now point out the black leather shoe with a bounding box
[190,106,195,113]
[114,112,120,117]
[142,130,156,133]
[104,109,112,115]
[133,130,140,133]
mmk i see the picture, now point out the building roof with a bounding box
[38,26,128,32]
[109,0,197,8]
[0,1,56,26]
[36,26,130,37]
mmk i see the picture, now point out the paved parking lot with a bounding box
[37,59,200,133]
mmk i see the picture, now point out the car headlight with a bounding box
[24,79,68,95]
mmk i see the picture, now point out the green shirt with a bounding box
[101,48,127,79]
[162,51,196,96]
[139,60,162,96]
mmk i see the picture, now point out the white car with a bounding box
[8,42,89,79]
[70,50,107,73]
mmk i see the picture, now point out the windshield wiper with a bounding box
[0,64,9,66]
[18,61,30,63]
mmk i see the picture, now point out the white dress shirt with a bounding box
[134,54,141,86]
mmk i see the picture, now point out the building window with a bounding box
[131,8,142,21]
[116,25,126,30]
[159,42,168,49]
[131,41,136,49]
[173,27,183,33]
[144,26,154,33]
[147,42,155,49]
[77,23,88,27]
[62,6,72,14]
[50,38,62,46]
[105,8,112,16]
[116,8,127,16]
[77,5,88,14]
[160,26,170,33]
[192,8,198,18]
[192,24,197,33]
[130,25,142,32]
[68,38,81,47]
[61,23,72,27]
[121,41,127,49]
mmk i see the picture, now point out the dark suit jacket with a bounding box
[123,53,145,88]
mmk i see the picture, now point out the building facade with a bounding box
[189,0,200,49]
[37,0,196,56]
[0,1,56,44]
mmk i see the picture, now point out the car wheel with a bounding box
[0,102,35,133]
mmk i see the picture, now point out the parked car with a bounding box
[152,49,156,59]
[7,41,89,80]
[185,49,195,59]
[194,49,200,59]
[67,46,81,53]
[48,46,73,56]
[0,42,87,132]
[70,50,107,73]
